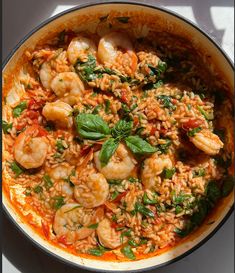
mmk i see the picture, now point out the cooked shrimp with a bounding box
[53,203,103,244]
[39,62,57,90]
[42,101,73,128]
[97,218,127,249]
[74,173,109,208]
[94,143,136,180]
[14,125,48,169]
[98,32,137,74]
[67,36,97,64]
[142,153,173,189]
[189,129,224,155]
[48,165,74,197]
[50,72,84,105]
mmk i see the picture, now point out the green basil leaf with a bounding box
[157,139,172,154]
[125,136,157,156]
[13,101,27,117]
[121,245,136,260]
[99,138,119,166]
[111,120,133,139]
[75,113,110,140]
[128,239,139,247]
[221,176,234,197]
[2,120,13,133]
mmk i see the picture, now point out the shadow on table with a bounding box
[2,213,90,273]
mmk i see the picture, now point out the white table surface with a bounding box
[2,1,234,272]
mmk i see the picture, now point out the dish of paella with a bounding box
[2,20,234,261]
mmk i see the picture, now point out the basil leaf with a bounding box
[125,136,157,156]
[74,54,97,82]
[2,120,13,133]
[75,113,110,140]
[10,161,23,177]
[99,138,119,166]
[221,176,234,197]
[56,138,66,153]
[128,239,139,247]
[104,99,110,113]
[121,245,136,260]
[13,101,27,117]
[111,120,133,139]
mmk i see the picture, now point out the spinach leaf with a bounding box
[197,106,214,120]
[125,136,157,156]
[193,168,205,177]
[104,99,110,113]
[33,185,43,194]
[74,54,97,82]
[88,223,99,229]
[157,95,176,111]
[110,191,120,201]
[99,138,119,166]
[56,138,66,153]
[187,127,202,137]
[111,120,133,139]
[107,179,122,185]
[43,174,53,190]
[88,244,108,256]
[128,177,140,183]
[191,198,209,226]
[120,229,132,243]
[143,80,164,91]
[156,139,172,154]
[10,161,23,177]
[206,181,221,204]
[221,176,234,197]
[128,239,139,247]
[143,192,157,205]
[75,113,110,140]
[163,168,176,179]
[121,245,136,260]
[134,202,155,218]
[13,101,27,117]
[116,17,130,23]
[53,196,65,210]
[2,120,13,133]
